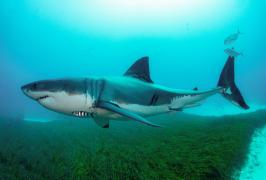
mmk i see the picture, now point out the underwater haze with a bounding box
[0,0,266,179]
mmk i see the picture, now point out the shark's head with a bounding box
[21,79,94,115]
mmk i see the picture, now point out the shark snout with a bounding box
[21,82,38,92]
[21,83,32,98]
[21,82,39,99]
[21,82,52,101]
[21,84,30,94]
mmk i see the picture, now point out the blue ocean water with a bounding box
[0,0,265,118]
[0,0,265,179]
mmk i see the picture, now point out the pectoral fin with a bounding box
[93,117,109,128]
[97,101,161,127]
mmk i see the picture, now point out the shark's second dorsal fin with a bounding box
[124,56,153,83]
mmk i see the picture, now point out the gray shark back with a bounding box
[100,77,177,106]
[22,78,87,95]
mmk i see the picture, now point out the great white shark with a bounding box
[21,56,249,128]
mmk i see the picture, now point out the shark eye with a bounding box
[33,83,37,90]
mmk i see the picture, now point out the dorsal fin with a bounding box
[124,56,153,83]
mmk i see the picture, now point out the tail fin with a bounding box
[217,56,249,109]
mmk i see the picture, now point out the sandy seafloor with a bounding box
[239,125,266,180]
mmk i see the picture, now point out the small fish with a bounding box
[224,30,242,45]
[224,48,243,58]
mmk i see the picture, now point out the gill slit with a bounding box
[89,78,105,108]
[96,79,105,104]
[84,78,88,108]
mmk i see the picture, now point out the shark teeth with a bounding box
[72,111,89,117]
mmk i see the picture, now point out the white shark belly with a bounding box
[39,91,90,115]
[95,103,169,120]
[92,88,222,121]
[170,94,202,109]
[119,104,169,116]
[170,88,222,109]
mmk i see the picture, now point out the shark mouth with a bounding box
[72,111,89,117]
[37,95,49,101]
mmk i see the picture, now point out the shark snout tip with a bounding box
[21,84,27,92]
[21,84,31,96]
